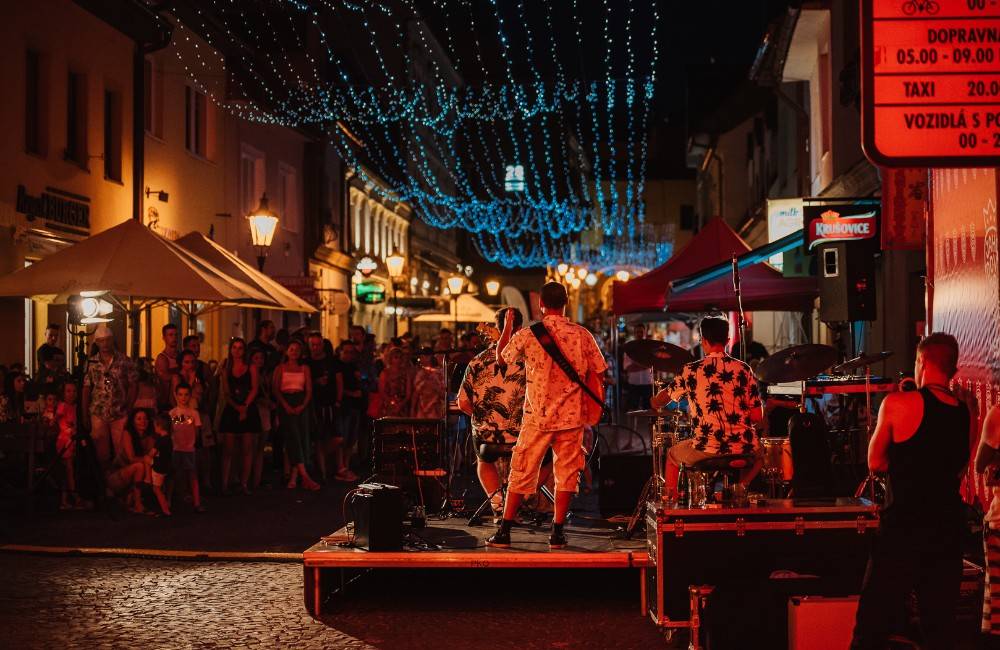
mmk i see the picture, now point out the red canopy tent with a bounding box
[665,263,817,312]
[612,217,748,315]
[612,217,816,315]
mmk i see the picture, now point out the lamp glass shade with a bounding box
[576,267,588,279]
[247,194,279,248]
[615,269,631,282]
[446,275,465,294]
[485,280,501,296]
[570,277,581,289]
[556,263,569,276]
[585,272,598,287]
[385,249,405,278]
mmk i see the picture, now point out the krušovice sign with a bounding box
[862,0,1000,167]
[805,205,879,250]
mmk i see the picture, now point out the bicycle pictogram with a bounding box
[902,0,941,15]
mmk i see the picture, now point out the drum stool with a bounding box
[682,454,756,506]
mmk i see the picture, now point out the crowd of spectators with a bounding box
[0,318,496,516]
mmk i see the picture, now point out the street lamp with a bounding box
[615,269,631,282]
[247,193,279,272]
[585,272,598,287]
[385,247,405,336]
[557,263,569,277]
[447,275,465,333]
[485,279,501,297]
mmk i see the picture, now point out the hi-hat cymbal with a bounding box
[627,408,684,418]
[832,351,893,374]
[622,339,693,374]
[754,344,838,384]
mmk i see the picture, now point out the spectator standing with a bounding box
[250,349,273,489]
[622,323,653,412]
[82,325,138,468]
[0,372,28,423]
[379,347,412,417]
[170,382,204,511]
[307,333,354,482]
[150,413,173,516]
[273,339,320,490]
[154,324,180,410]
[37,324,64,372]
[335,341,365,473]
[249,320,281,474]
[56,382,81,510]
[217,338,259,494]
[412,348,446,419]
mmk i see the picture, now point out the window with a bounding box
[144,59,153,134]
[103,89,122,182]
[504,164,525,192]
[66,72,87,166]
[277,163,299,233]
[185,86,207,157]
[240,145,265,219]
[25,50,45,155]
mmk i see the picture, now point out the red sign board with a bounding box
[806,208,879,249]
[862,0,1000,167]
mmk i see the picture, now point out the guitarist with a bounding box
[487,282,607,550]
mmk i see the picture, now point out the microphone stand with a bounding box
[732,254,747,363]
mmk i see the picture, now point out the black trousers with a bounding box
[850,522,963,650]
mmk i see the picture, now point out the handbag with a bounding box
[529,322,605,426]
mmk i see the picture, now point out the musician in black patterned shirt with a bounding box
[651,317,764,499]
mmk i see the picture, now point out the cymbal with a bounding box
[832,351,893,375]
[754,344,838,384]
[622,339,693,374]
[627,408,683,418]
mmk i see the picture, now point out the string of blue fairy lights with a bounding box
[165,0,662,267]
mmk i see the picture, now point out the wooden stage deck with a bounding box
[302,518,648,617]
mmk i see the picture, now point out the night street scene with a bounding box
[5,0,1000,648]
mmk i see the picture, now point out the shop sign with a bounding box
[767,198,804,271]
[862,0,1000,167]
[806,206,879,250]
[355,281,386,304]
[16,184,90,233]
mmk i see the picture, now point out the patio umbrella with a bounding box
[174,231,316,313]
[413,294,497,323]
[0,219,279,355]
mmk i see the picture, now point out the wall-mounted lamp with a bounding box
[144,187,169,203]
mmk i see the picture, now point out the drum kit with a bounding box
[621,338,893,506]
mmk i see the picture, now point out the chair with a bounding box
[682,454,756,506]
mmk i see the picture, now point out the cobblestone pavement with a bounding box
[0,556,662,649]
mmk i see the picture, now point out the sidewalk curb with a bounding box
[0,544,303,563]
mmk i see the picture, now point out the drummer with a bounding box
[650,316,765,499]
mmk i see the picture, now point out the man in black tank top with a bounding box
[851,333,971,650]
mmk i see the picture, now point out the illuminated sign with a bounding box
[805,206,879,250]
[355,281,386,304]
[862,0,1000,166]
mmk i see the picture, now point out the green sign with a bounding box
[355,281,386,304]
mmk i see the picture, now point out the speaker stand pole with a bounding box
[732,254,747,363]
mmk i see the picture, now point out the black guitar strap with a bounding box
[529,322,604,409]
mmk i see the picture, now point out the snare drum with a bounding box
[761,437,793,481]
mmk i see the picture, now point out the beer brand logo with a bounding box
[807,209,877,249]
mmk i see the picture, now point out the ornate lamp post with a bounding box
[246,193,279,272]
[447,275,465,334]
[385,247,405,337]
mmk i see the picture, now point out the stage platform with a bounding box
[303,517,648,618]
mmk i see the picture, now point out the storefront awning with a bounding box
[412,294,497,323]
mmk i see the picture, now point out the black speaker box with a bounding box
[352,482,404,551]
[598,454,652,516]
[817,242,877,323]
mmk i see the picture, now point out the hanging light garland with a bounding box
[165,0,662,265]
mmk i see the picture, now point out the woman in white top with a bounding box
[273,339,318,490]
